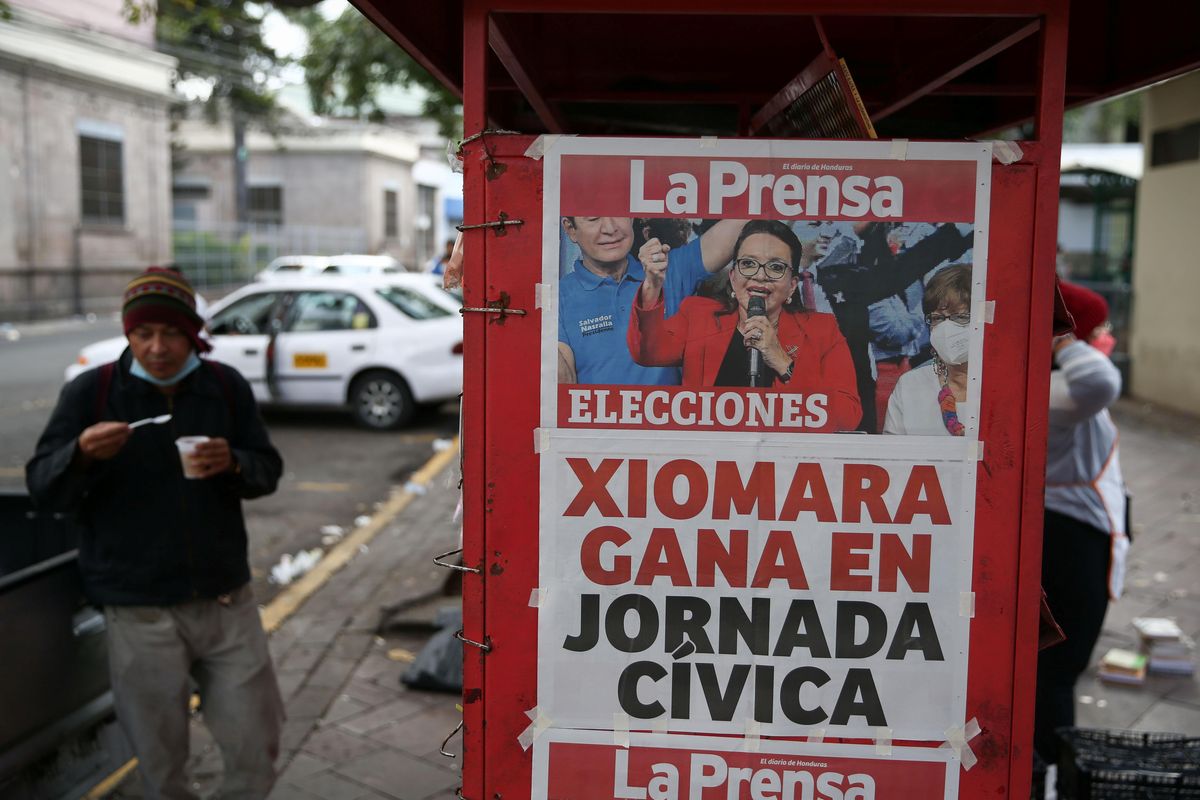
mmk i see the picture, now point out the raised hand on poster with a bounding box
[636,227,671,306]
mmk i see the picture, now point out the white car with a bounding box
[66,275,463,430]
[255,254,405,282]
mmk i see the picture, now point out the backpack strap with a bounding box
[93,360,236,425]
[206,360,237,419]
[94,362,116,423]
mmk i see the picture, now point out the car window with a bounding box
[208,292,281,335]
[375,287,453,320]
[321,265,342,274]
[273,263,303,272]
[288,291,377,332]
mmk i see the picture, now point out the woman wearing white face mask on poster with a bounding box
[883,263,972,435]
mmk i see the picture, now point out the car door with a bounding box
[272,289,378,405]
[205,290,286,403]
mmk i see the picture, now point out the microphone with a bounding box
[747,296,766,387]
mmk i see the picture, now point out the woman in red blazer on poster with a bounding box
[627,219,862,431]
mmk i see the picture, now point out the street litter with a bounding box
[268,548,323,585]
[354,514,372,527]
[432,438,453,452]
[405,480,428,495]
[320,524,346,546]
[387,648,416,663]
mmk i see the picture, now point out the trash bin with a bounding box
[0,491,110,785]
[1056,728,1200,799]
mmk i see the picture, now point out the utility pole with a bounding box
[233,113,249,235]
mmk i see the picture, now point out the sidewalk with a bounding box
[1073,398,1200,734]
[103,398,1199,799]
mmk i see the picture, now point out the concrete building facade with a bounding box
[173,120,455,271]
[1131,71,1200,416]
[0,0,175,316]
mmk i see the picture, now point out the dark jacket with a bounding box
[26,349,282,606]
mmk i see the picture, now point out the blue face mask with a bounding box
[131,351,203,387]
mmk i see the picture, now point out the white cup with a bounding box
[175,436,211,479]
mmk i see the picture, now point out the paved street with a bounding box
[1073,398,1200,735]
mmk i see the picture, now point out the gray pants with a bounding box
[105,584,285,800]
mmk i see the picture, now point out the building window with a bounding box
[248,186,283,227]
[80,135,125,225]
[1150,121,1200,168]
[384,189,399,238]
[172,180,210,227]
[416,184,436,262]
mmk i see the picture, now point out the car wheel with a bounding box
[350,371,414,430]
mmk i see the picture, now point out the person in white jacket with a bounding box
[1034,281,1127,768]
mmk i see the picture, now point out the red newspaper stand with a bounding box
[353,3,1200,798]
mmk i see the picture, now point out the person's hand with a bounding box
[1052,332,1077,354]
[189,438,235,479]
[739,316,790,373]
[638,233,670,304]
[77,422,131,462]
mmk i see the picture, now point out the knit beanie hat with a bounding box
[1057,281,1108,342]
[122,267,211,353]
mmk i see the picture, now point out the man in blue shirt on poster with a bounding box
[557,216,745,385]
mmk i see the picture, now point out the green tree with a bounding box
[125,0,295,228]
[293,6,462,138]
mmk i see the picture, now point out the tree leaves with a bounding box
[293,6,462,138]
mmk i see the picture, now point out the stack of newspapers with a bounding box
[1133,617,1196,676]
[1098,648,1148,685]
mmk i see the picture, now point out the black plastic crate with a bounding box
[1057,728,1200,799]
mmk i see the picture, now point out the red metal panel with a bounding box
[479,135,543,800]
[959,160,1039,798]
[1008,0,1070,794]
[485,0,1047,15]
[488,15,567,133]
[460,5,491,800]
[871,19,1041,121]
[465,146,1056,799]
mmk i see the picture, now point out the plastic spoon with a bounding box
[128,414,172,430]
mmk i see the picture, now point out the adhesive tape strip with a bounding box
[875,727,893,756]
[960,592,976,618]
[742,720,761,752]
[889,139,909,161]
[524,135,561,160]
[942,717,982,770]
[528,588,545,608]
[614,712,631,748]
[990,140,1024,165]
[517,707,553,750]
[534,427,550,453]
[699,136,718,150]
[809,728,826,744]
[523,135,546,160]
[650,718,669,734]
